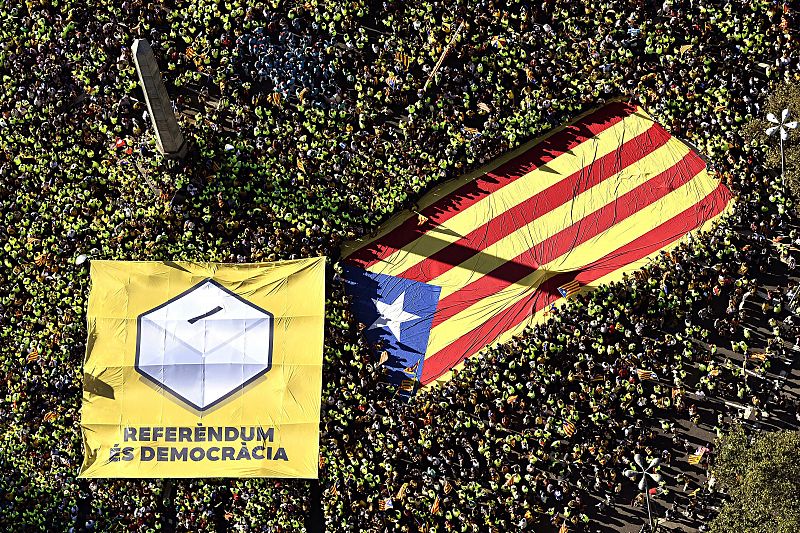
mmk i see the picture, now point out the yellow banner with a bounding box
[79,258,325,478]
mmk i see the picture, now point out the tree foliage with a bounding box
[708,425,800,533]
[743,81,800,199]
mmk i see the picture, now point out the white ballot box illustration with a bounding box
[136,279,274,410]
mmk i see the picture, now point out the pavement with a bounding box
[585,225,800,533]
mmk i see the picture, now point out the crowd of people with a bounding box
[0,0,798,531]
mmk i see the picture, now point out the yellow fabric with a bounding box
[79,258,325,478]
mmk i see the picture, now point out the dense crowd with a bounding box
[0,0,798,531]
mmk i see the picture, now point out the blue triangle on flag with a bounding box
[557,287,568,298]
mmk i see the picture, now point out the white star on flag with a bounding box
[369,292,420,342]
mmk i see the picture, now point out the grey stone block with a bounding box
[132,39,188,159]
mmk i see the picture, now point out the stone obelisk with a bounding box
[132,39,188,159]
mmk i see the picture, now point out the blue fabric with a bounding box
[342,265,441,384]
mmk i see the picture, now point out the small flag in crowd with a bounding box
[430,495,440,514]
[400,379,416,392]
[297,158,305,173]
[379,498,394,510]
[443,479,453,494]
[748,351,766,362]
[26,350,39,363]
[688,451,704,464]
[562,420,576,437]
[43,411,57,422]
[329,484,338,497]
[271,92,282,106]
[477,102,491,113]
[386,71,398,89]
[557,279,581,299]
[559,523,570,533]
[395,51,410,69]
[490,35,507,48]
[396,482,409,500]
[404,360,420,375]
[636,369,658,381]
[378,350,390,366]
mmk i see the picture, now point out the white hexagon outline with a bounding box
[135,278,274,411]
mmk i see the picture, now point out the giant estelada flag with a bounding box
[341,101,733,388]
[80,258,325,478]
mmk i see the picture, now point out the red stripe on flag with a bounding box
[400,122,671,283]
[430,150,707,328]
[420,182,731,384]
[345,102,638,268]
